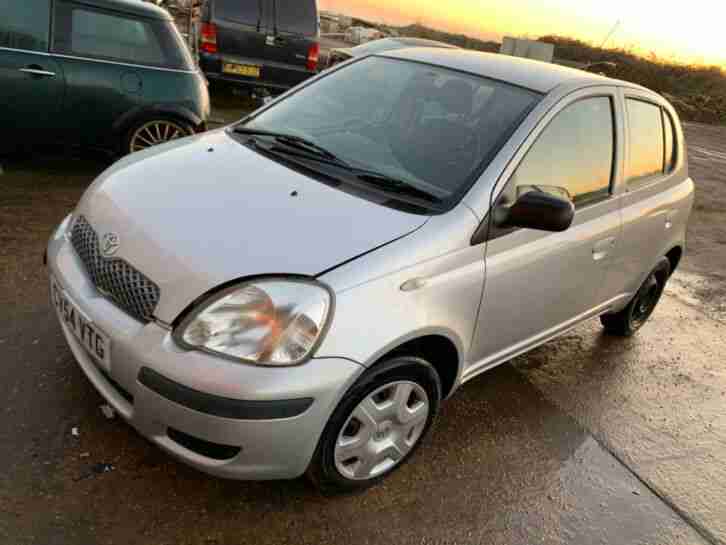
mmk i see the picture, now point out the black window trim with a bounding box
[624,95,670,191]
[661,107,678,175]
[480,93,618,243]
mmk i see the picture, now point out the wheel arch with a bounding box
[366,331,463,400]
[113,104,204,149]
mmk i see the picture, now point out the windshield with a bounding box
[238,56,541,208]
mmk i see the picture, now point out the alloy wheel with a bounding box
[129,120,191,152]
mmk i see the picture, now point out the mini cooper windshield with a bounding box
[234,56,542,210]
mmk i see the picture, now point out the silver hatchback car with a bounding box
[47,49,693,493]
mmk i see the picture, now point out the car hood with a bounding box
[74,130,428,322]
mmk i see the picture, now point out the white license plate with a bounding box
[51,276,111,370]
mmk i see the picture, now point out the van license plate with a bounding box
[51,276,111,371]
[222,63,261,78]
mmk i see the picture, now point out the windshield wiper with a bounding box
[352,171,442,203]
[232,127,350,167]
[234,127,442,206]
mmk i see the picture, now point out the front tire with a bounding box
[601,257,671,336]
[307,356,441,494]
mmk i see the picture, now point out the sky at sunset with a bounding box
[319,0,726,67]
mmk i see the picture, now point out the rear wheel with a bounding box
[307,357,441,494]
[123,118,193,155]
[601,257,670,336]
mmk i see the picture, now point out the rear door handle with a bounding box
[593,236,616,261]
[19,67,56,77]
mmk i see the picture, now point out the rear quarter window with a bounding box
[663,109,677,173]
[275,0,317,36]
[0,0,50,52]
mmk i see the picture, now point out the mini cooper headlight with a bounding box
[175,278,333,366]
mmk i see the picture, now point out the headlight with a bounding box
[174,278,333,366]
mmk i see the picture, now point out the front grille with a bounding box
[70,216,160,323]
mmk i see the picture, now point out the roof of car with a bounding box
[82,0,171,20]
[381,48,635,94]
[391,38,459,49]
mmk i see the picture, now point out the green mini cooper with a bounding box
[0,0,210,155]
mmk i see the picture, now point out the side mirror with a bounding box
[494,185,575,232]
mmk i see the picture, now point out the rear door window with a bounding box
[274,0,317,36]
[53,2,194,70]
[214,0,263,27]
[0,0,50,52]
[626,98,665,185]
[506,96,615,208]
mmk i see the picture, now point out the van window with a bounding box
[214,0,262,27]
[275,0,317,36]
[626,99,665,185]
[0,0,50,52]
[506,97,615,208]
[663,109,677,173]
[53,3,195,70]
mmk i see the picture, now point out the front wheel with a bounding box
[123,118,194,155]
[601,257,671,336]
[307,357,441,494]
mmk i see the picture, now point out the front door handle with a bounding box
[19,66,56,77]
[593,236,616,261]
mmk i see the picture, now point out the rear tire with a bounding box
[601,257,670,336]
[122,117,194,155]
[307,356,441,495]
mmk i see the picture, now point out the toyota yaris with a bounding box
[47,49,693,493]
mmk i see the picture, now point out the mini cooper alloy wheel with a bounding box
[128,120,192,152]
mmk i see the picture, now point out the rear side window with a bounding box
[0,0,50,52]
[506,97,615,208]
[663,110,677,173]
[275,0,317,36]
[53,3,194,70]
[626,99,664,185]
[213,0,263,27]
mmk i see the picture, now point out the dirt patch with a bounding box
[671,123,726,320]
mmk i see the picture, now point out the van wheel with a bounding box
[307,357,441,494]
[123,118,193,155]
[601,257,671,336]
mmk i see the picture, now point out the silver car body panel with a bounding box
[73,129,429,322]
[48,215,364,479]
[48,50,694,479]
[317,204,483,381]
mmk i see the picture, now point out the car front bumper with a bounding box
[47,215,364,480]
